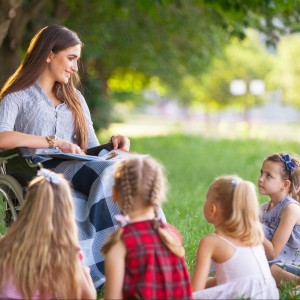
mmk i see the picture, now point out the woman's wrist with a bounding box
[46,135,57,148]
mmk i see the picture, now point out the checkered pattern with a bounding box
[52,159,120,288]
[122,220,192,300]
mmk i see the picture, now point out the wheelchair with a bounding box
[0,147,41,229]
[0,143,114,231]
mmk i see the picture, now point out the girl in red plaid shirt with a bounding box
[101,156,192,300]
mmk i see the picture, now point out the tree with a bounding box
[1,0,300,129]
[268,33,300,108]
[182,30,274,121]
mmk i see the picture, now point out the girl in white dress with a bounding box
[192,175,279,300]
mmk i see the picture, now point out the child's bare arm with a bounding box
[264,203,300,259]
[80,266,97,299]
[205,276,217,288]
[191,236,214,291]
[103,239,126,300]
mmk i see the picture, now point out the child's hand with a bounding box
[81,266,97,299]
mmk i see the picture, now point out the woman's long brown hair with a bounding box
[0,24,88,150]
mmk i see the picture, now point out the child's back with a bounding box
[193,233,277,299]
[122,219,191,299]
[0,276,52,300]
[102,156,192,300]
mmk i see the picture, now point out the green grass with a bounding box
[1,134,300,298]
[130,134,300,299]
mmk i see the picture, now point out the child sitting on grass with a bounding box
[258,153,300,289]
[101,156,192,300]
[0,168,96,299]
[192,175,279,299]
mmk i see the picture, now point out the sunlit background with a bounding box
[2,1,300,142]
[104,29,300,142]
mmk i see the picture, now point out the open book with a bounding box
[38,149,146,162]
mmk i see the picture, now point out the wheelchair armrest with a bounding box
[16,147,37,159]
[0,147,37,159]
[0,148,19,158]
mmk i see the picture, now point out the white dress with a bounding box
[193,234,279,300]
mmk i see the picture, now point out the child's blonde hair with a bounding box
[207,175,264,246]
[102,156,185,257]
[0,170,83,299]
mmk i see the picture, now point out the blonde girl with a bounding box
[0,168,96,299]
[192,175,279,300]
[258,153,300,287]
[101,156,192,300]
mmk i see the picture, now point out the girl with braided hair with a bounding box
[258,153,300,288]
[101,156,192,300]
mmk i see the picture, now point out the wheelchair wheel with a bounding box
[0,174,23,228]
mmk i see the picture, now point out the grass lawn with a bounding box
[1,134,300,299]
[130,134,300,300]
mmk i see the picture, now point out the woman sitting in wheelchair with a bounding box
[0,24,130,288]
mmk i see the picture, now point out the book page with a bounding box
[37,149,146,162]
[100,149,147,161]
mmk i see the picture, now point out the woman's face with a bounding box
[47,44,81,84]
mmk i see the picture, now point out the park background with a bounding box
[1,1,300,298]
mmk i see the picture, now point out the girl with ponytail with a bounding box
[192,175,278,299]
[101,156,192,300]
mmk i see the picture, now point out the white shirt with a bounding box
[0,82,99,148]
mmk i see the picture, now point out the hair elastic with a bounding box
[114,214,130,227]
[280,154,296,172]
[37,168,60,185]
[231,178,242,187]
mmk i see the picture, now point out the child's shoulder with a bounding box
[199,233,224,248]
[164,223,183,243]
[283,199,300,215]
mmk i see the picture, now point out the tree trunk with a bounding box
[0,0,50,87]
[0,0,22,48]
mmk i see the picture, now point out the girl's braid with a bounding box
[143,160,163,207]
[119,164,133,215]
[101,160,137,255]
[119,159,140,214]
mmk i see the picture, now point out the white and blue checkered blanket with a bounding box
[51,158,119,288]
[39,150,166,289]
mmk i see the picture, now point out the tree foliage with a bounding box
[1,0,300,129]
[187,30,274,112]
[268,33,300,108]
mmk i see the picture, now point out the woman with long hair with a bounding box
[0,24,130,287]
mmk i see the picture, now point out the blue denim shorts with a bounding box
[272,262,300,276]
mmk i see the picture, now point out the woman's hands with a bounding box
[110,135,130,151]
[55,137,85,154]
[57,135,131,154]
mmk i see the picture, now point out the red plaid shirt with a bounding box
[121,220,192,300]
